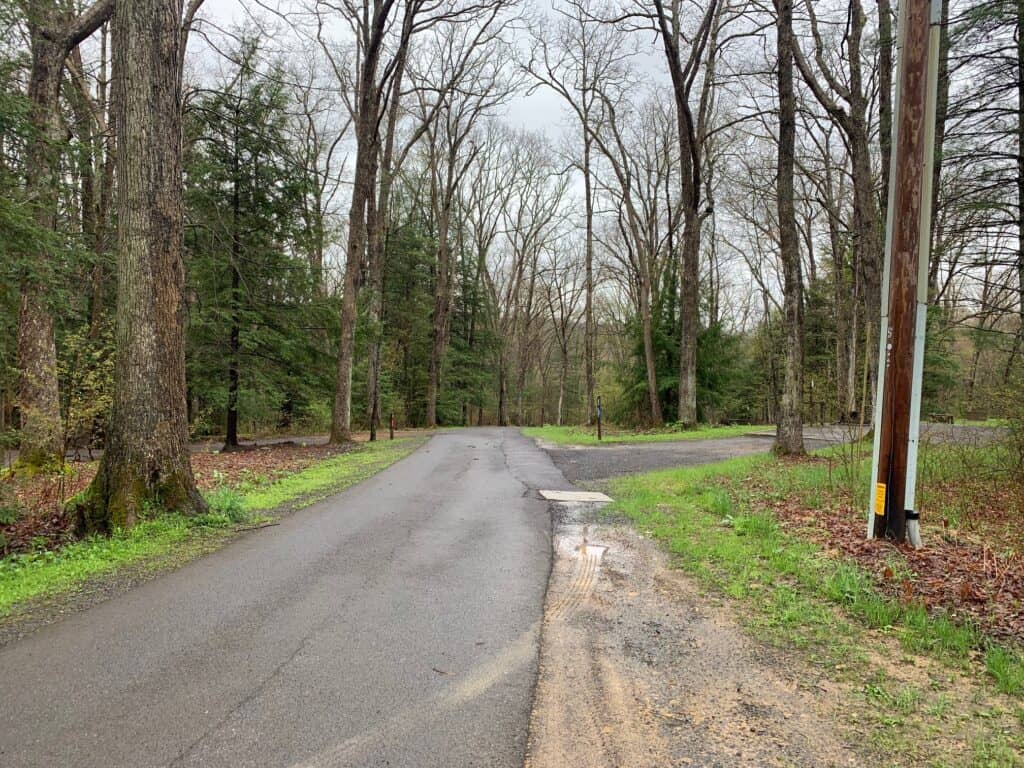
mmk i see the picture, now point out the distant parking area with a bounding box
[534,423,998,483]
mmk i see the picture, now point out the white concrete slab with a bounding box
[539,490,613,503]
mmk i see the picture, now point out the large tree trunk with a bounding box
[852,125,883,412]
[847,2,883,416]
[366,30,409,441]
[18,23,66,468]
[78,0,204,533]
[652,0,715,428]
[677,207,699,426]
[365,154,383,442]
[330,2,394,444]
[331,107,375,443]
[774,0,804,456]
[18,1,114,468]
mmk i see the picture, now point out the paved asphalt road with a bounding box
[0,429,571,768]
[541,423,1001,483]
[543,427,845,483]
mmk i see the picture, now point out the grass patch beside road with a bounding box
[0,438,421,618]
[609,446,1024,765]
[523,423,762,446]
[240,437,420,512]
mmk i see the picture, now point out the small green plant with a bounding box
[205,486,247,523]
[986,645,1024,696]
[0,496,19,525]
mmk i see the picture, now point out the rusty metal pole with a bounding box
[596,396,603,441]
[389,412,395,441]
[868,0,941,544]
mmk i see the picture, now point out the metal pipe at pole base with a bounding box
[907,515,922,549]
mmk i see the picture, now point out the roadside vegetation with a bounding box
[0,439,420,617]
[610,439,1024,766]
[523,423,762,446]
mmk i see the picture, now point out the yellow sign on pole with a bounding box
[875,483,887,517]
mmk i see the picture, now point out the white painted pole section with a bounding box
[868,0,909,540]
[904,0,944,549]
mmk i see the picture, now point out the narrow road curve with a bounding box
[0,428,571,768]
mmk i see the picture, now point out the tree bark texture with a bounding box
[330,0,394,443]
[18,15,70,467]
[18,1,115,467]
[775,0,805,455]
[79,0,204,532]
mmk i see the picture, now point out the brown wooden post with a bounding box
[872,0,939,541]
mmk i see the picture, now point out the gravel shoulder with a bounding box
[526,501,861,768]
[525,423,1016,767]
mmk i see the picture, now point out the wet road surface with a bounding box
[0,428,569,768]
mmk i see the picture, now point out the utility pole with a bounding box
[867,0,942,546]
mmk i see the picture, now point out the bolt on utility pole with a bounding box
[867,0,942,546]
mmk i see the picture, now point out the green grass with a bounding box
[240,438,419,512]
[607,451,1024,697]
[522,423,764,446]
[0,438,421,617]
[610,447,1024,764]
[955,418,1009,428]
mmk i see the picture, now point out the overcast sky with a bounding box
[193,0,583,135]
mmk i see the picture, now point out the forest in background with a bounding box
[1,0,1022,469]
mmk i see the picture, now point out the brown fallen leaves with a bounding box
[749,463,1024,644]
[1,441,349,556]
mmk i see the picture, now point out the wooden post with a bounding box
[596,395,603,441]
[870,0,940,542]
[389,412,395,441]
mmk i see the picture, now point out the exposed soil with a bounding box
[526,501,863,768]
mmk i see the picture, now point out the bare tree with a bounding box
[793,0,883,414]
[589,95,680,426]
[485,132,568,425]
[542,244,586,425]
[526,3,633,424]
[775,0,804,454]
[325,0,400,443]
[416,11,517,427]
[649,0,719,427]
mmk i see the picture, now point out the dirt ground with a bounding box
[526,501,863,768]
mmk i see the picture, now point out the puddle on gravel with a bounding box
[526,506,862,768]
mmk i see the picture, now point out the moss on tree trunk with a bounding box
[75,0,204,533]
